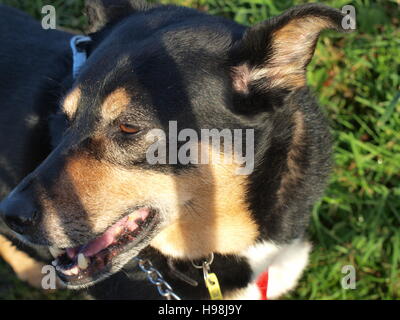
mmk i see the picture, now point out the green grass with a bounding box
[0,0,399,300]
[0,259,81,299]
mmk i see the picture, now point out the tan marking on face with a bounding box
[151,160,259,259]
[101,88,131,120]
[62,88,81,119]
[277,110,305,203]
[39,147,258,258]
[0,235,46,288]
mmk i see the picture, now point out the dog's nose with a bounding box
[0,196,39,235]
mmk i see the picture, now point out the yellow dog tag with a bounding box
[205,272,223,300]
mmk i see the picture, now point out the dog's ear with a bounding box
[231,4,350,96]
[84,0,154,33]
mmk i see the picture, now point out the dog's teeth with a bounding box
[60,266,79,276]
[70,266,80,276]
[49,246,65,258]
[128,210,146,223]
[77,253,89,270]
[128,214,138,222]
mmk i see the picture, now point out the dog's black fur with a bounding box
[0,1,347,299]
[0,4,73,262]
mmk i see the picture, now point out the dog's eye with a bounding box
[119,124,140,134]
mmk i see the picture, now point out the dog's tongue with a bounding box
[82,222,126,257]
[66,209,149,259]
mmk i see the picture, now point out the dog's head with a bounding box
[0,0,348,288]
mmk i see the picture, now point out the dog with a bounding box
[0,0,348,299]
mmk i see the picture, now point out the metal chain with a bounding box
[134,257,182,300]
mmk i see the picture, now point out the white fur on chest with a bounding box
[232,239,311,299]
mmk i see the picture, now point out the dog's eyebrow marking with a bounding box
[62,87,81,119]
[101,88,131,120]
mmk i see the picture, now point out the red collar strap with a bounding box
[256,270,269,300]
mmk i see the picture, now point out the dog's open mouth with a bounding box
[49,207,158,287]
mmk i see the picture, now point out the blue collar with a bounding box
[70,35,92,79]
